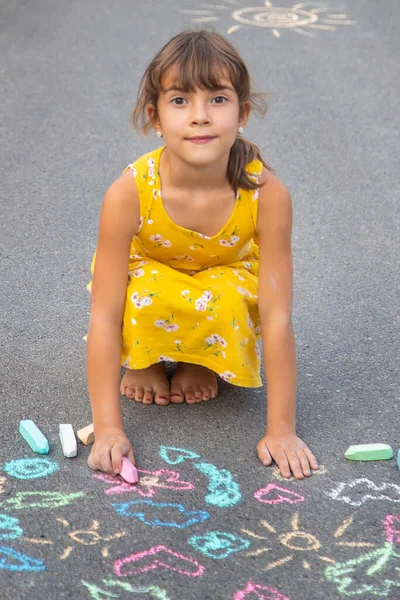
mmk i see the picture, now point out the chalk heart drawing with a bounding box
[3,457,59,480]
[94,468,194,498]
[326,478,400,507]
[81,578,170,600]
[254,484,305,505]
[179,0,356,39]
[0,514,23,541]
[234,580,290,600]
[188,531,250,559]
[194,462,242,507]
[112,499,209,528]
[114,545,205,578]
[0,491,84,511]
[0,545,46,572]
[159,446,200,465]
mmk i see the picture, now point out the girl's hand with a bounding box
[257,432,318,480]
[87,428,135,476]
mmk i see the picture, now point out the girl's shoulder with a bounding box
[122,146,163,177]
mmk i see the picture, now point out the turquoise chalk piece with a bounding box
[397,450,400,471]
[344,443,393,461]
[19,420,49,454]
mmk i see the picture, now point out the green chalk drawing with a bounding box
[194,462,242,507]
[0,514,23,541]
[82,578,170,599]
[159,446,200,465]
[3,457,59,480]
[0,491,84,511]
[187,531,250,559]
[325,542,400,596]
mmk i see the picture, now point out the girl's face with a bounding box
[147,66,250,168]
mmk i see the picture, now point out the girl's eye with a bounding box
[212,96,228,104]
[171,97,187,105]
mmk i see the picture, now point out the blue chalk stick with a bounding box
[397,449,400,472]
[19,420,49,454]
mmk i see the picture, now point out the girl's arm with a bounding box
[255,170,318,479]
[86,169,139,475]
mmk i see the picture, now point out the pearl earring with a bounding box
[156,131,162,138]
[238,126,244,134]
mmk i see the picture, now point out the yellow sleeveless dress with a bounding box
[87,145,263,387]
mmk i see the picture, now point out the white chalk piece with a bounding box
[59,424,77,458]
[19,420,49,454]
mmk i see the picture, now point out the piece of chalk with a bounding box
[345,443,394,461]
[77,423,95,446]
[19,420,49,455]
[120,457,138,484]
[59,424,77,458]
[397,449,400,471]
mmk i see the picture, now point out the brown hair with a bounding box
[131,29,276,192]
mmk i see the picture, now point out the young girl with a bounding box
[86,29,318,480]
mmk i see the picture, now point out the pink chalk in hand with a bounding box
[119,457,138,484]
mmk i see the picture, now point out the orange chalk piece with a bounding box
[77,423,95,446]
[120,457,138,484]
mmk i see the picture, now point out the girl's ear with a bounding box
[146,104,160,130]
[239,101,251,128]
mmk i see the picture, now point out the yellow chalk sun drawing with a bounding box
[180,1,356,38]
[241,514,376,571]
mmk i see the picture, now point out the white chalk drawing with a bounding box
[326,479,400,507]
[179,1,356,38]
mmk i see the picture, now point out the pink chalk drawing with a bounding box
[114,544,205,577]
[254,484,304,505]
[94,469,195,498]
[384,514,400,545]
[234,581,290,599]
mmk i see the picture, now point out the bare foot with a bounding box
[120,362,170,406]
[169,363,218,404]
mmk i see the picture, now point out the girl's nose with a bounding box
[190,105,211,125]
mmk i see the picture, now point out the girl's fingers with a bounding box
[304,447,319,470]
[260,446,273,466]
[111,446,123,475]
[296,451,311,477]
[286,451,304,479]
[277,453,291,479]
[127,447,136,465]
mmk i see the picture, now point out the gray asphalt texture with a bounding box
[1,1,399,599]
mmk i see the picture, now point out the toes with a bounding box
[155,390,170,406]
[126,386,136,399]
[170,385,184,404]
[185,389,196,404]
[200,385,210,401]
[134,387,144,402]
[142,388,154,404]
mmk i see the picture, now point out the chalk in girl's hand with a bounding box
[19,419,49,454]
[120,456,138,484]
[59,424,77,458]
[77,423,95,445]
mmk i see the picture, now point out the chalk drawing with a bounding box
[243,513,336,571]
[159,446,200,464]
[254,484,305,505]
[82,578,170,599]
[114,544,205,577]
[0,545,46,572]
[0,514,23,541]
[325,479,400,507]
[0,477,7,494]
[193,462,242,507]
[272,464,326,481]
[234,580,290,599]
[94,468,195,498]
[0,491,84,511]
[112,499,209,528]
[56,518,126,560]
[384,515,400,544]
[179,0,356,38]
[3,457,59,480]
[188,531,250,558]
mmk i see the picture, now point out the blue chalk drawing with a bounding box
[159,446,200,465]
[3,457,59,480]
[0,545,46,571]
[0,514,23,541]
[112,499,209,529]
[187,531,250,559]
[194,462,242,507]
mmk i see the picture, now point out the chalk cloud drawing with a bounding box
[0,514,23,541]
[254,483,305,504]
[82,578,170,599]
[114,544,205,577]
[3,457,59,480]
[234,580,290,599]
[325,515,400,597]
[179,1,356,38]
[188,531,250,558]
[0,545,46,572]
[159,446,200,464]
[112,499,209,528]
[194,462,242,507]
[56,518,126,560]
[94,468,195,497]
[0,491,84,511]
[326,479,400,507]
